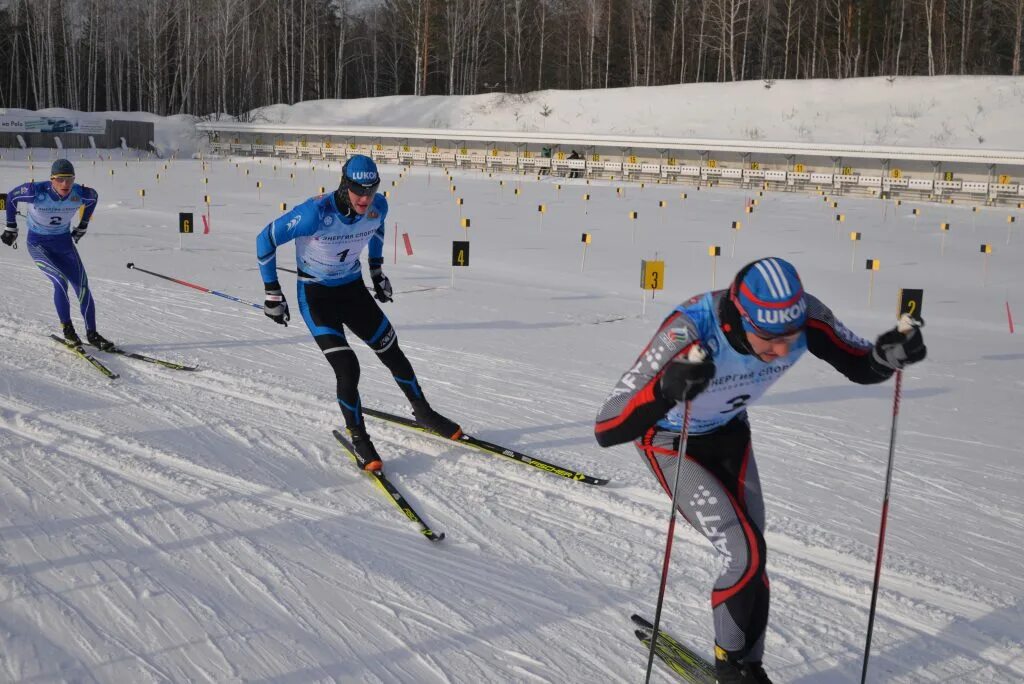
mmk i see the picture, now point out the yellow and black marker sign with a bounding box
[680,192,688,200]
[794,163,805,173]
[850,232,862,241]
[745,206,754,214]
[457,197,464,206]
[943,171,954,181]
[0,193,6,211]
[865,259,880,271]
[940,223,950,231]
[280,202,287,211]
[629,211,638,220]
[514,188,521,196]
[179,212,194,234]
[836,214,846,222]
[538,204,546,213]
[640,260,665,291]
[581,233,592,244]
[980,244,992,253]
[1008,216,1017,224]
[999,175,1012,185]
[139,189,145,197]
[830,201,839,209]
[460,218,471,229]
[912,208,921,216]
[659,200,667,208]
[583,193,590,201]
[452,241,470,266]
[897,288,924,319]
[204,195,211,205]
[731,221,742,230]
[708,245,721,256]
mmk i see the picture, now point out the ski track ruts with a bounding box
[764,533,1022,683]
[0,398,456,681]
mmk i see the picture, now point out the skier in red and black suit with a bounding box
[594,257,926,684]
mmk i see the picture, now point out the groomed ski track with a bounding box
[1,157,1022,682]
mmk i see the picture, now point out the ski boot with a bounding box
[714,646,773,684]
[348,426,382,472]
[411,399,463,440]
[86,330,116,352]
[62,322,82,346]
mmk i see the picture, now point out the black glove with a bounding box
[871,317,926,371]
[263,282,290,326]
[659,354,716,402]
[71,221,89,244]
[1,224,17,247]
[368,258,393,303]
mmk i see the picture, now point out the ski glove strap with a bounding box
[71,221,89,244]
[871,317,926,371]
[659,353,716,402]
[263,281,290,326]
[370,268,393,303]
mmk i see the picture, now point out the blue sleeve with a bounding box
[256,200,320,284]
[77,185,99,223]
[5,182,36,225]
[367,194,388,265]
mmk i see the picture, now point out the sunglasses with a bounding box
[51,175,75,182]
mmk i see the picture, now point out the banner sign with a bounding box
[0,112,106,134]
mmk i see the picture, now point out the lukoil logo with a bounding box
[349,171,377,182]
[755,298,806,327]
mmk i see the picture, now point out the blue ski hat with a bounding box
[340,155,380,196]
[730,257,807,337]
[51,159,75,177]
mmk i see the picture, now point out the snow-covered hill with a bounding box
[10,75,1024,157]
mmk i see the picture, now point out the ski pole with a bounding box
[860,315,915,684]
[126,262,263,310]
[645,345,705,684]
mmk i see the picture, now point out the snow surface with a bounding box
[11,75,1024,156]
[247,76,1024,151]
[1,146,1023,682]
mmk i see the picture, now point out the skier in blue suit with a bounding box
[256,155,461,472]
[3,159,115,350]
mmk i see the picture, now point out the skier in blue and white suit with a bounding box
[595,257,927,684]
[256,155,461,472]
[3,159,115,350]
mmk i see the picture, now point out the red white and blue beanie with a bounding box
[734,257,807,336]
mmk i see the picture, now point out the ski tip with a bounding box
[126,262,135,269]
[631,614,653,628]
[426,531,446,542]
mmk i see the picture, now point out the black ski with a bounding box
[332,429,445,543]
[631,614,716,683]
[362,407,609,486]
[87,343,199,371]
[49,334,119,380]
